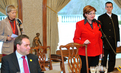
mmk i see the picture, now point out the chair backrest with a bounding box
[0,54,2,62]
[116,46,121,53]
[30,46,52,71]
[59,43,85,73]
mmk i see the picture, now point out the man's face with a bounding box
[105,3,113,14]
[17,38,30,56]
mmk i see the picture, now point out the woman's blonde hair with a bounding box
[6,5,16,15]
[83,5,96,18]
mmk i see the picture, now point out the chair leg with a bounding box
[60,61,62,70]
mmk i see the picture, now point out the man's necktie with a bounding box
[22,56,29,73]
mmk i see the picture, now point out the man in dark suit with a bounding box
[98,1,120,72]
[1,35,44,73]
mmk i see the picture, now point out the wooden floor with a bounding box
[0,62,121,73]
[111,70,121,73]
[52,61,121,73]
[52,61,69,73]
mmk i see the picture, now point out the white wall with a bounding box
[0,41,3,54]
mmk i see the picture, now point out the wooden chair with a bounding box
[30,46,52,71]
[116,46,121,53]
[0,54,2,62]
[59,43,86,73]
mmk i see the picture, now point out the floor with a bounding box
[0,62,121,73]
[52,60,121,73]
[52,61,71,73]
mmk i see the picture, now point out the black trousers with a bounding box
[101,47,116,72]
[101,39,116,72]
[80,55,99,73]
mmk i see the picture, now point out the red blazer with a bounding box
[73,19,103,56]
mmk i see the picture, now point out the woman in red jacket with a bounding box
[73,5,103,73]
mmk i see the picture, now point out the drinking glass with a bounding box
[98,66,107,73]
[90,66,96,73]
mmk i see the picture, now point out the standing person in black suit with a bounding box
[98,1,120,72]
[1,35,44,73]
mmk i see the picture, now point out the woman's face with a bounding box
[7,10,17,20]
[85,10,95,21]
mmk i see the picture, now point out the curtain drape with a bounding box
[47,0,70,54]
[0,0,17,14]
[113,0,121,8]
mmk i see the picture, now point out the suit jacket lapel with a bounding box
[84,23,93,32]
[93,22,98,29]
[27,55,33,73]
[15,18,21,35]
[5,18,21,35]
[5,18,13,34]
[105,13,112,19]
[12,53,20,72]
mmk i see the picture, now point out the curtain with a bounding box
[47,0,70,54]
[113,0,121,8]
[0,0,17,14]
